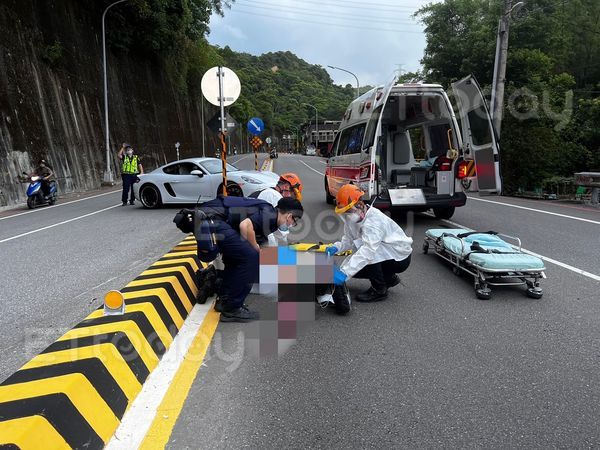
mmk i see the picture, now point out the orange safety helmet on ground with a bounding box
[279,172,303,201]
[335,184,365,214]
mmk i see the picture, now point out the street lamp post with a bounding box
[490,0,524,139]
[303,103,318,152]
[102,0,129,185]
[327,65,360,98]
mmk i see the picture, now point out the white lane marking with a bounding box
[437,216,600,282]
[0,204,121,243]
[106,302,212,450]
[0,189,121,221]
[468,196,600,225]
[318,159,327,164]
[230,154,251,164]
[299,160,325,176]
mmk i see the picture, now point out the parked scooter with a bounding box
[22,172,57,209]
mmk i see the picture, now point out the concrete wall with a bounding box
[0,0,217,207]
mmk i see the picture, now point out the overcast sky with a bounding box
[207,0,436,89]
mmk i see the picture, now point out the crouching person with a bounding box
[194,196,304,322]
[328,184,413,302]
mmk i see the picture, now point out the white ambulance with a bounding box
[324,75,501,219]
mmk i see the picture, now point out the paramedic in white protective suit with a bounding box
[249,172,303,246]
[328,184,413,303]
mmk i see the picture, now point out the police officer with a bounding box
[118,143,144,206]
[328,184,413,302]
[196,196,304,322]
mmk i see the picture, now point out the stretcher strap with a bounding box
[456,230,498,239]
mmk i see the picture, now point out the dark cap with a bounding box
[276,197,303,219]
[123,143,132,149]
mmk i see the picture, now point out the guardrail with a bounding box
[0,236,201,449]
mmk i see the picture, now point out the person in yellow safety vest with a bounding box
[118,143,144,206]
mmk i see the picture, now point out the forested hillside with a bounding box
[415,0,599,194]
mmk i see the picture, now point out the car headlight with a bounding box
[241,175,263,184]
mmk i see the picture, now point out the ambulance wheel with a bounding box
[140,184,162,209]
[526,287,543,299]
[422,242,429,254]
[475,284,492,300]
[27,197,36,209]
[433,206,455,220]
[325,180,335,205]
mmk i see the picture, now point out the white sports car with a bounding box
[133,157,279,208]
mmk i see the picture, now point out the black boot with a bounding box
[356,286,388,302]
[332,283,351,315]
[196,266,217,304]
[385,274,401,288]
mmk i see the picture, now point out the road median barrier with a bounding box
[0,235,204,449]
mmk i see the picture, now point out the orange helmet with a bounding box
[279,173,303,201]
[335,184,365,214]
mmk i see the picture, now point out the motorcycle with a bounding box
[22,172,57,209]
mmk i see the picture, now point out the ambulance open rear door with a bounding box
[452,75,502,194]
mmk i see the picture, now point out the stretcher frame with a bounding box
[423,231,546,300]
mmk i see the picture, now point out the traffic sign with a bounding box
[206,112,238,134]
[250,136,263,149]
[247,117,264,136]
[201,67,241,107]
[265,137,272,145]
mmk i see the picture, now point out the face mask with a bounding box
[346,212,361,223]
[278,224,289,232]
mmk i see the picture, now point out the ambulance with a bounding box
[324,75,501,219]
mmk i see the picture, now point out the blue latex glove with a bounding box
[333,266,347,285]
[325,245,339,257]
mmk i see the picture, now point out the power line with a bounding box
[239,0,422,13]
[223,8,424,33]
[232,3,418,26]
[235,0,417,24]
[223,9,423,34]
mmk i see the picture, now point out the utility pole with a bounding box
[491,0,523,140]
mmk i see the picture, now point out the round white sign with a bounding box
[265,137,272,144]
[201,66,241,107]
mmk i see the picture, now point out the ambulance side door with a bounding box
[451,75,502,194]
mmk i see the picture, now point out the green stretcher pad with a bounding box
[425,229,545,271]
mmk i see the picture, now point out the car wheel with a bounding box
[433,206,455,220]
[140,184,162,209]
[325,179,335,205]
[217,182,243,197]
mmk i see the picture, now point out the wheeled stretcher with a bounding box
[423,229,546,300]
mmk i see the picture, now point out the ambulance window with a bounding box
[363,105,383,149]
[467,106,492,146]
[337,123,366,155]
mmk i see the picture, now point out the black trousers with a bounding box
[122,174,137,203]
[353,255,412,291]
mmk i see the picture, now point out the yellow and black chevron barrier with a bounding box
[0,236,202,449]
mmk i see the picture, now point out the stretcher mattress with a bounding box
[425,229,545,271]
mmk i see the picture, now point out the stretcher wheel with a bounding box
[422,242,429,254]
[452,266,461,276]
[475,284,492,300]
[526,287,543,299]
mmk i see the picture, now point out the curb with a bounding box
[0,235,202,449]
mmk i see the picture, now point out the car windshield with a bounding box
[200,160,239,174]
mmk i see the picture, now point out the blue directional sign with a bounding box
[247,117,264,136]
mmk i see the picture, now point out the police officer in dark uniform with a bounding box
[195,196,303,322]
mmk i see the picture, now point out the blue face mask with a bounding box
[278,224,289,232]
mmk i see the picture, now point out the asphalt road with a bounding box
[1,153,599,447]
[0,153,268,381]
[168,154,600,448]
